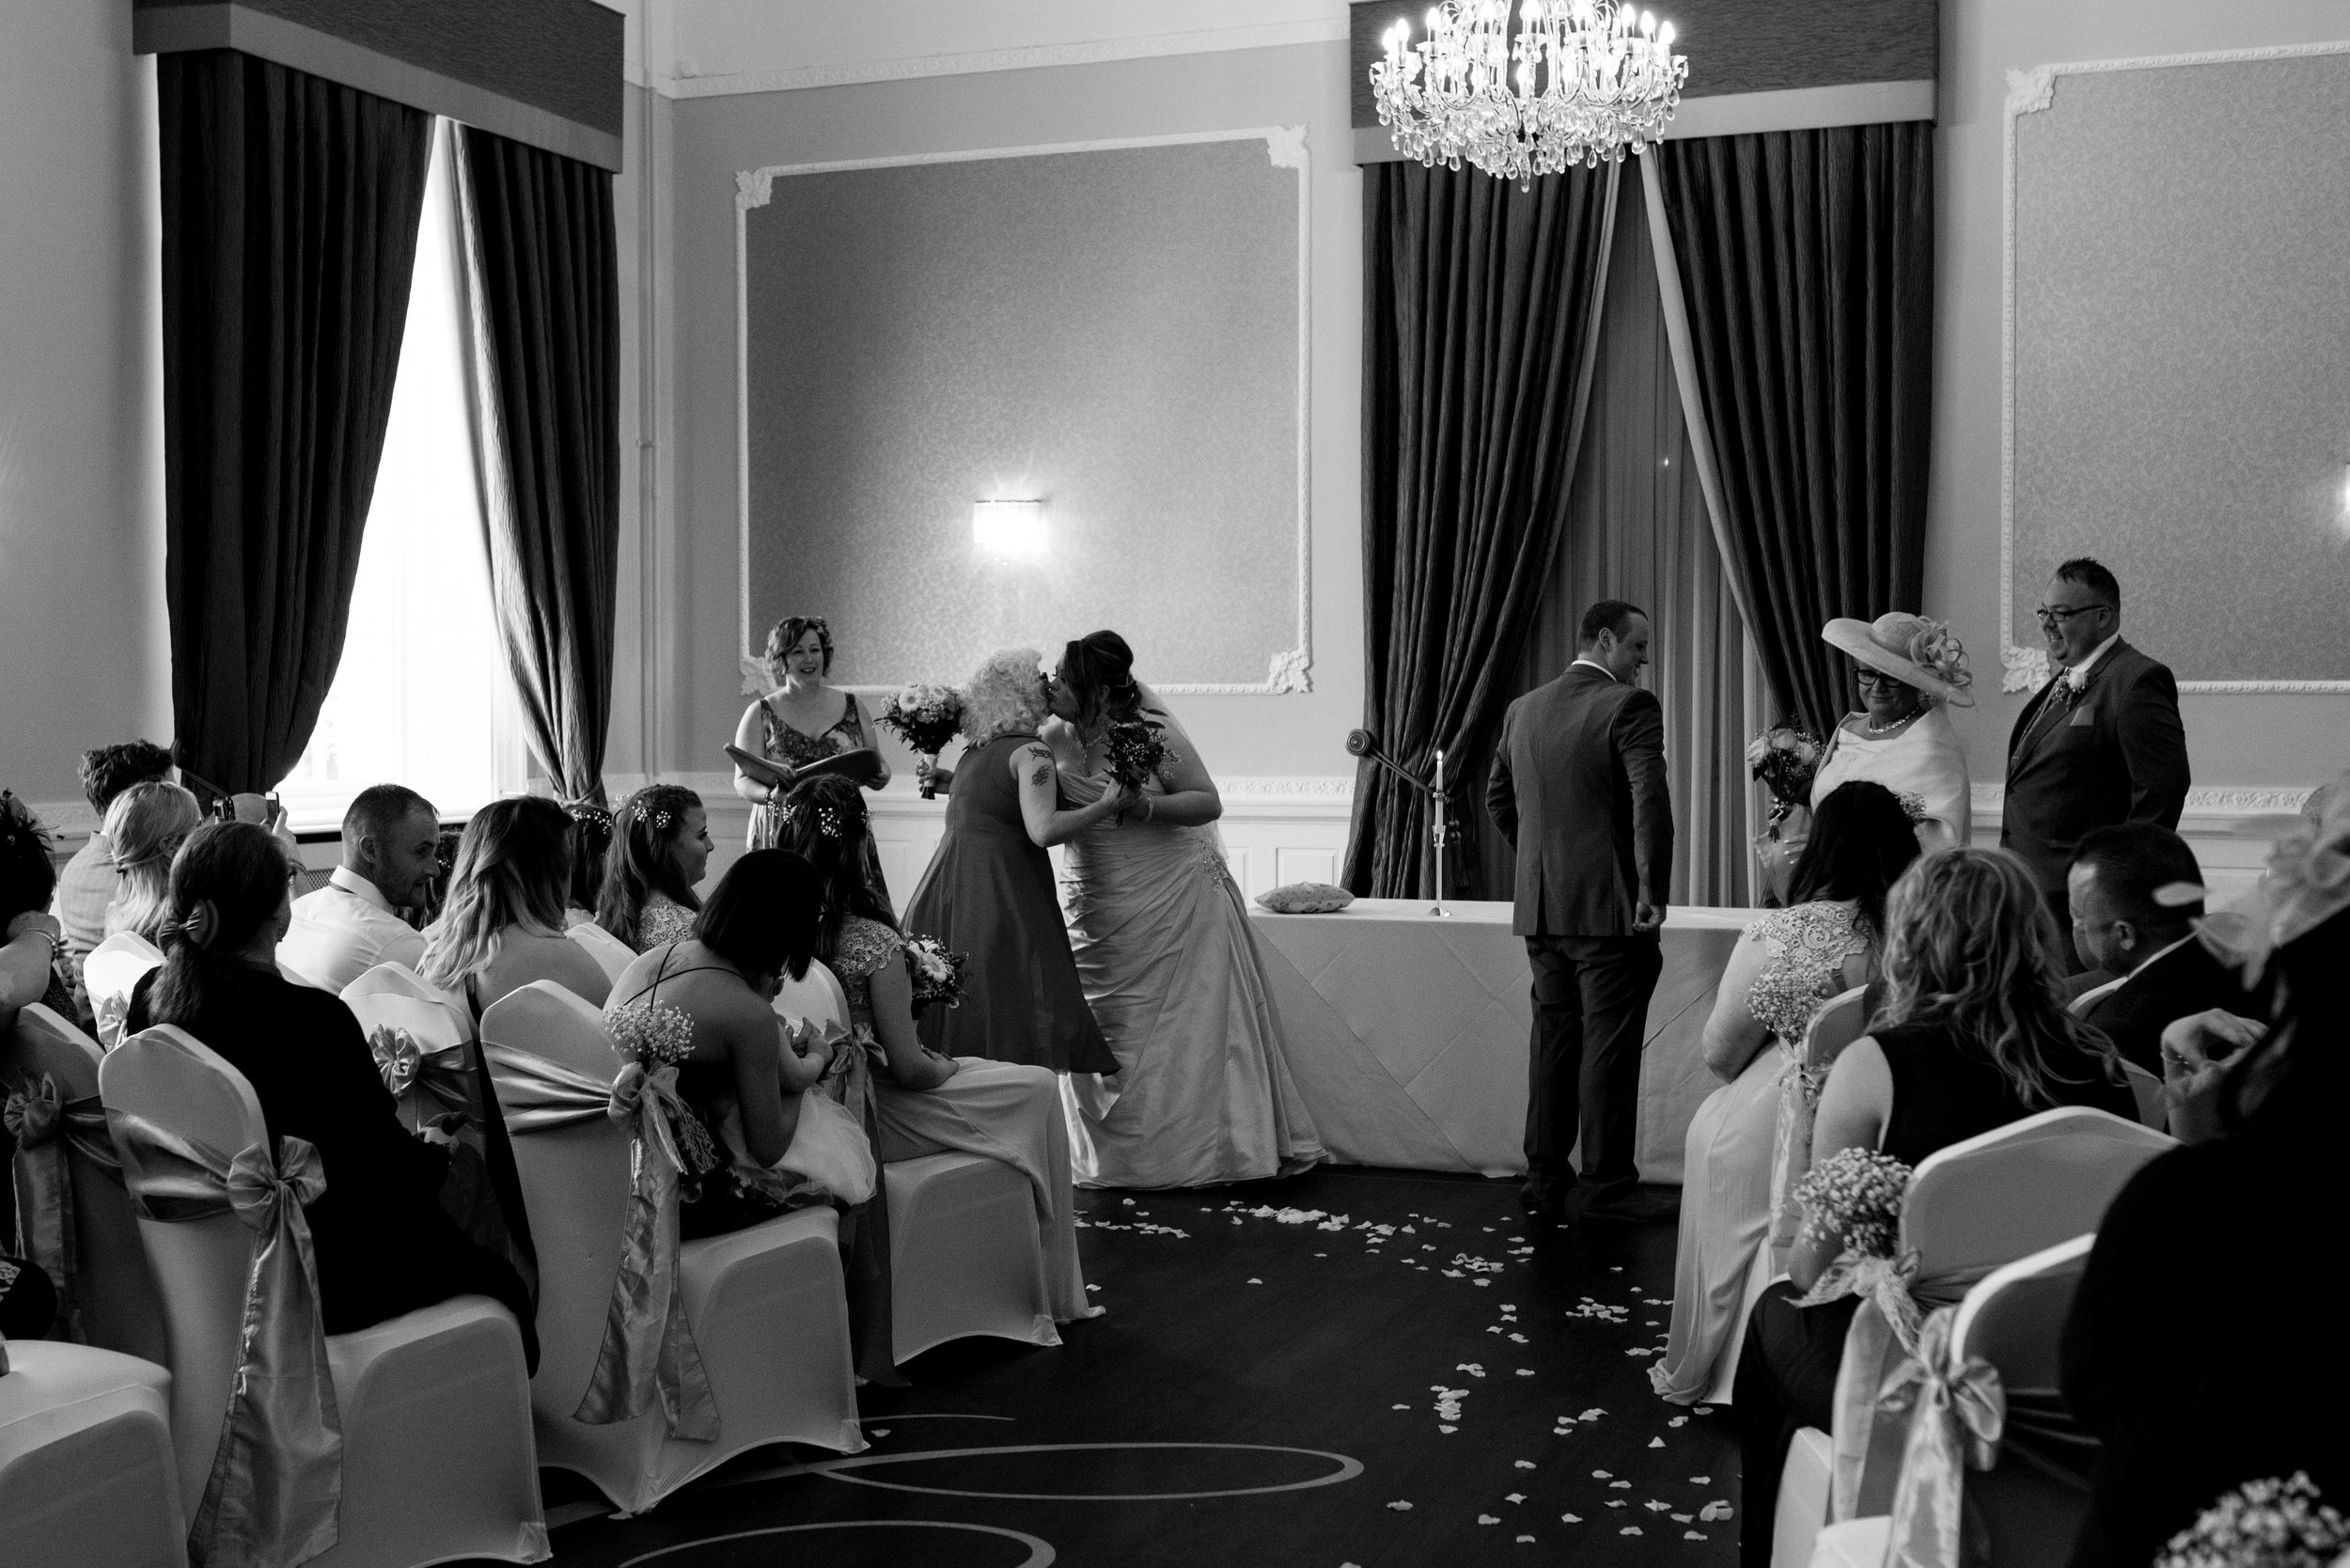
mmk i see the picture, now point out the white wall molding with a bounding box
[1968,780,2319,823]
[1966,779,2318,907]
[661,17,1348,99]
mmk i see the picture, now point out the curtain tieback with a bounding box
[1875,1305,2006,1568]
[367,1026,473,1116]
[109,1111,341,1568]
[487,1044,717,1440]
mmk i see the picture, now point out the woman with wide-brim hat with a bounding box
[1810,612,1975,851]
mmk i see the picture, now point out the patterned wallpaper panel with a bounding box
[739,132,1308,694]
[2008,48,2350,688]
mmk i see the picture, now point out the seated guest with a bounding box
[420,796,611,1015]
[1652,780,1920,1404]
[605,850,863,1238]
[122,821,535,1364]
[2,792,75,1029]
[2061,792,2350,1566]
[51,740,174,968]
[280,784,441,990]
[100,781,202,943]
[2067,822,2259,1075]
[1731,847,2135,1566]
[778,776,1096,1328]
[561,801,614,928]
[595,784,712,951]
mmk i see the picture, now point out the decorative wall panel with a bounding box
[736,130,1310,695]
[2003,44,2350,691]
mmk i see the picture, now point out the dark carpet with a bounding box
[512,1168,1740,1567]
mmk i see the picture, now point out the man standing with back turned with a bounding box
[1487,600,1676,1226]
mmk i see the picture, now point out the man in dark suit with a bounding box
[1487,600,1675,1225]
[2067,823,2259,1075]
[2003,557,2191,967]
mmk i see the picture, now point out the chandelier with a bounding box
[1371,0,1689,183]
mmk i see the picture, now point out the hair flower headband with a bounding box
[780,803,846,839]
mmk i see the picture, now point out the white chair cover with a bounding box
[565,922,638,986]
[102,1025,547,1567]
[1770,986,1872,1264]
[340,964,478,1134]
[1811,1233,2096,1568]
[482,980,862,1513]
[83,932,164,1049]
[1828,1107,2170,1520]
[1,1005,169,1363]
[0,1340,185,1568]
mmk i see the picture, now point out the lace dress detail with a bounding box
[829,916,904,1030]
[746,696,869,852]
[1744,902,1870,1045]
[636,894,697,951]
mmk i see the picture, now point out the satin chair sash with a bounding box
[108,1111,341,1568]
[1767,1043,1825,1262]
[1877,1306,2006,1568]
[365,1025,473,1119]
[5,1074,121,1341]
[484,1043,718,1441]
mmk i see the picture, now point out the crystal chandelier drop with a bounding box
[1371,0,1689,183]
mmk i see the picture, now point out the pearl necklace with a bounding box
[1864,706,1921,737]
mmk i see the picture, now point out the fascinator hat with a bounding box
[1821,612,1975,707]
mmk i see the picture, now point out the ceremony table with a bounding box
[1246,899,1757,1184]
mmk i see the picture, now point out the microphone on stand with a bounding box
[1345,729,1435,798]
[1346,729,1461,916]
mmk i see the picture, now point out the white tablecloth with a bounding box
[1248,899,1756,1183]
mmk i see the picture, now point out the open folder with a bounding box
[724,744,884,792]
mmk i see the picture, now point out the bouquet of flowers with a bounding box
[1747,724,1825,823]
[2156,1473,2347,1568]
[878,683,966,798]
[902,934,969,1014]
[603,997,717,1175]
[1794,1147,1913,1259]
[1104,719,1177,793]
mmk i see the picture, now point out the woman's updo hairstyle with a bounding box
[1058,630,1143,728]
[146,821,290,1027]
[105,780,205,941]
[596,784,704,947]
[774,775,891,962]
[762,615,835,683]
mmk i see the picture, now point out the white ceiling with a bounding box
[600,0,1350,94]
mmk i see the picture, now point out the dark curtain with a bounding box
[454,126,620,805]
[160,51,432,794]
[1345,161,1618,900]
[1649,124,1935,739]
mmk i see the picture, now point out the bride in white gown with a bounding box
[1043,632,1326,1188]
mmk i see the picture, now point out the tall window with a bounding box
[281,123,522,828]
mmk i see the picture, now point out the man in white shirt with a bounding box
[279,785,441,992]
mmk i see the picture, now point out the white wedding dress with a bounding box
[1051,698,1326,1189]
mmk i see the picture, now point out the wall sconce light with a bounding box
[972,498,1046,557]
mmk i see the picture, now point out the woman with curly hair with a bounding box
[1730,846,2134,1566]
[595,784,713,950]
[101,780,204,943]
[902,649,1121,1071]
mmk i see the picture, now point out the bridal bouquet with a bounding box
[1794,1147,1912,1260]
[1747,725,1825,824]
[2156,1473,2347,1568]
[879,683,965,797]
[1104,719,1177,793]
[603,997,718,1176]
[902,934,969,1014]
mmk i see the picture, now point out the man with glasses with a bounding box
[2003,557,2190,968]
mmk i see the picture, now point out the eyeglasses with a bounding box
[2032,604,2111,628]
[1854,668,1894,688]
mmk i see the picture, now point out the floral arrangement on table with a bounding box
[1747,724,1825,824]
[1104,719,1177,794]
[878,683,965,798]
[2155,1473,2347,1568]
[604,997,719,1177]
[902,934,968,1014]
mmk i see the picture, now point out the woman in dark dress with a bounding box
[731,616,894,914]
[903,648,1123,1072]
[2060,801,2350,1566]
[1731,846,2135,1565]
[122,822,537,1368]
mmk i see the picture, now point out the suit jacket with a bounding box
[2001,639,2190,894]
[1487,664,1673,938]
[2078,934,2261,1077]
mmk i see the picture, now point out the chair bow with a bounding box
[6,1074,120,1342]
[109,1112,341,1568]
[1767,1045,1827,1262]
[367,1025,471,1116]
[1876,1305,2005,1568]
[486,1044,717,1441]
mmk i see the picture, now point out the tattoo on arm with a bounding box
[1029,760,1056,790]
